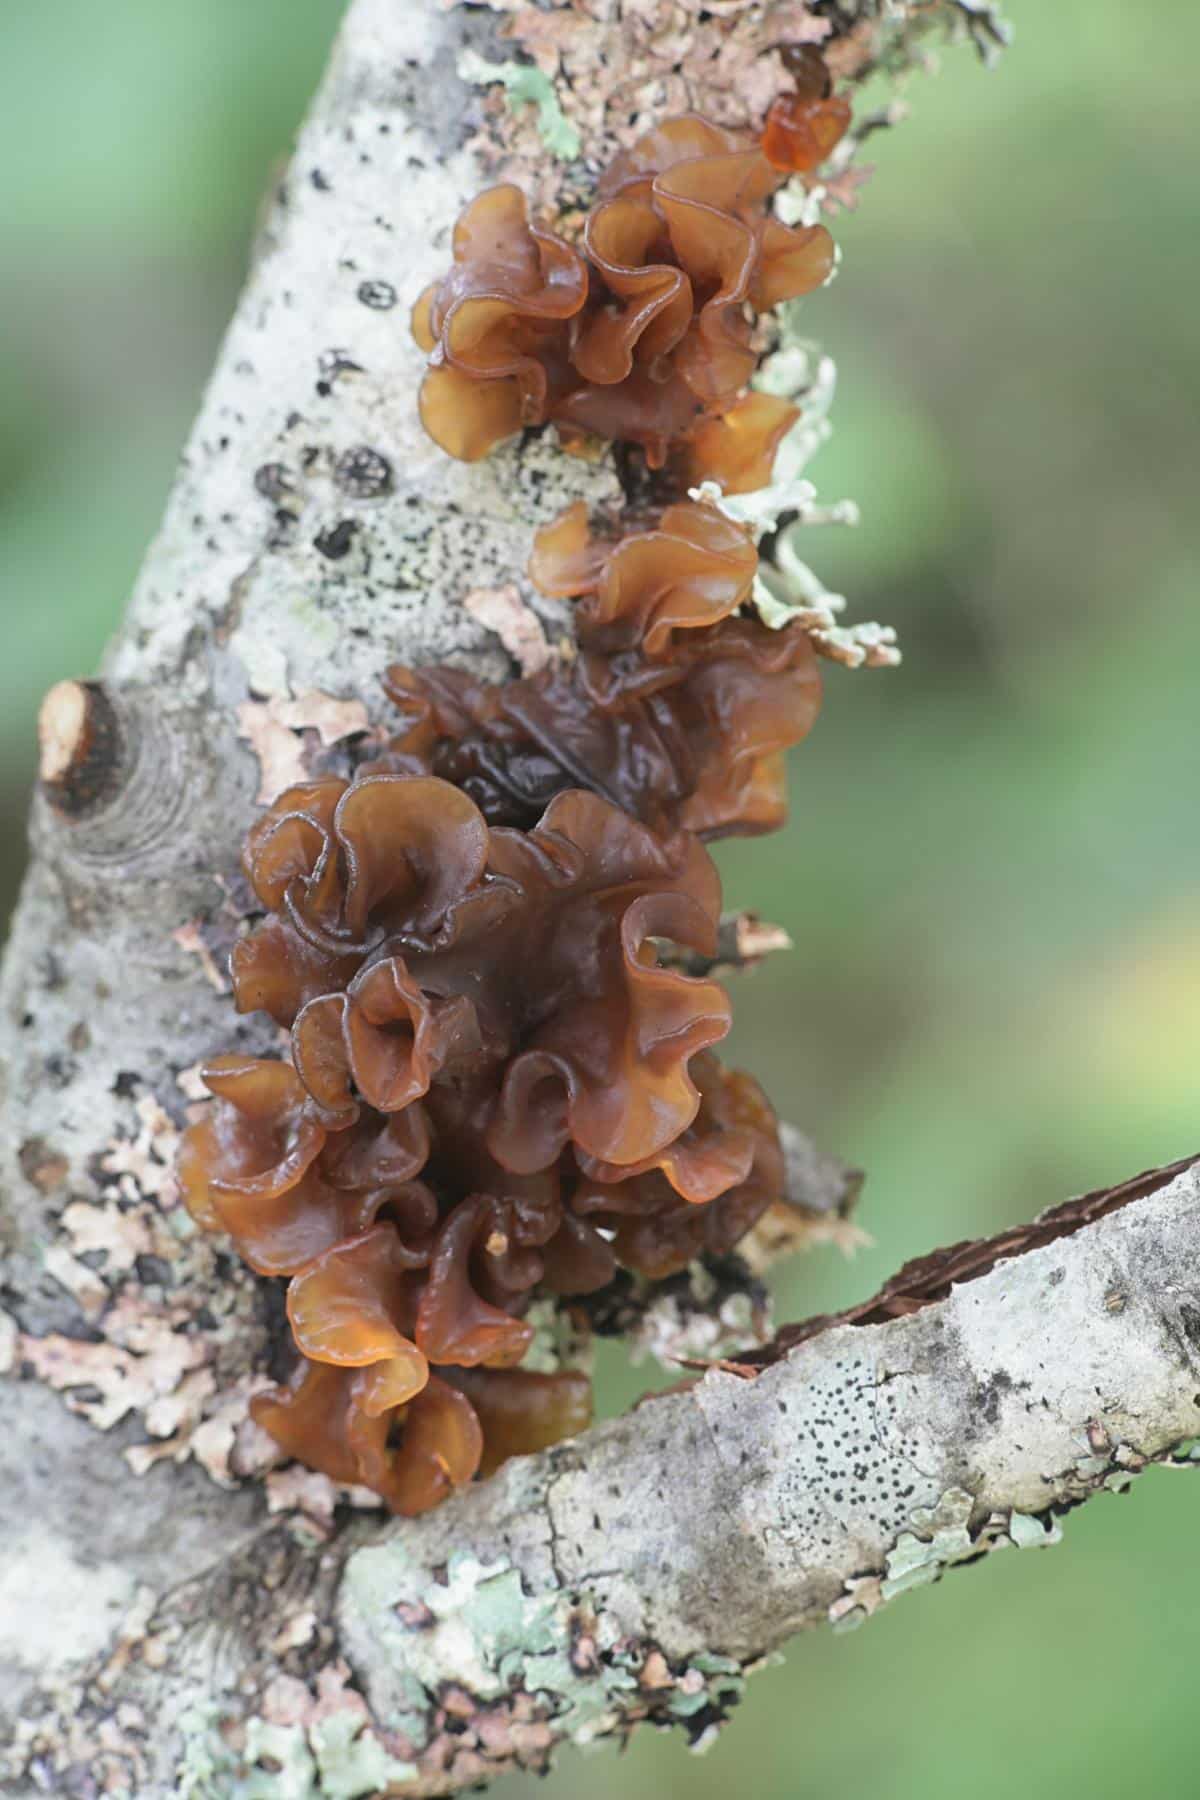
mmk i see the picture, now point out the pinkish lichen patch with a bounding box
[454,0,829,212]
[236,689,370,805]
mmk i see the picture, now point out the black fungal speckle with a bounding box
[974,1368,1015,1426]
[314,520,358,561]
[254,463,295,504]
[357,278,397,310]
[318,348,365,385]
[335,445,393,499]
[135,1254,175,1289]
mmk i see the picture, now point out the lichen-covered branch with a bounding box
[29,3,1200,1798]
[325,1155,1200,1793]
[11,1158,1200,1797]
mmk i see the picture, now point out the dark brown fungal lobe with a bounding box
[412,111,835,474]
[181,771,790,1513]
[383,498,821,839]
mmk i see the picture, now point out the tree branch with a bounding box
[11,1156,1200,1796]
[329,1153,1200,1792]
[23,4,1193,1798]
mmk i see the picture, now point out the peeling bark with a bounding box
[12,4,1189,1798]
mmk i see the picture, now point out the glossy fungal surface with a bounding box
[413,112,836,471]
[384,499,822,841]
[181,770,786,1510]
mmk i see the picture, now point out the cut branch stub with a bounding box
[38,680,126,820]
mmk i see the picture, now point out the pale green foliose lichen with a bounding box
[1007,1510,1064,1551]
[340,1538,751,1755]
[518,1295,595,1376]
[176,1710,315,1800]
[341,1543,562,1744]
[175,1704,416,1800]
[688,311,898,666]
[881,1490,1063,1602]
[458,52,582,160]
[310,1712,418,1799]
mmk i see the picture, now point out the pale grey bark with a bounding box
[335,1156,1200,1792]
[10,4,1190,1799]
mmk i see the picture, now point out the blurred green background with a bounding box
[2,2,1198,1795]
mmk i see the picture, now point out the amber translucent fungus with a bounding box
[762,47,852,175]
[415,1193,537,1367]
[231,774,494,1030]
[234,773,731,1171]
[189,278,824,1515]
[677,392,800,496]
[294,959,483,1121]
[413,116,835,470]
[385,501,821,840]
[184,751,784,1509]
[447,1366,594,1476]
[286,1223,430,1371]
[179,1064,432,1278]
[571,1058,785,1281]
[529,497,759,656]
[413,185,588,462]
[251,1363,483,1516]
[179,1056,324,1226]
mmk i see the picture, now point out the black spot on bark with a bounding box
[314,519,357,560]
[357,278,397,309]
[317,349,365,391]
[335,446,393,499]
[975,1369,1015,1425]
[254,463,295,504]
[135,1254,175,1289]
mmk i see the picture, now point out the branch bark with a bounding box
[14,4,1189,1799]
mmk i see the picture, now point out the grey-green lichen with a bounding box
[881,1490,1062,1600]
[692,304,900,671]
[311,1713,418,1800]
[341,1547,559,1743]
[175,1704,417,1800]
[516,1297,594,1378]
[948,0,1013,66]
[829,1487,1065,1632]
[457,51,581,160]
[339,1537,751,1769]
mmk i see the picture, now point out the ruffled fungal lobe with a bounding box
[762,47,853,175]
[181,769,786,1511]
[570,1055,786,1282]
[412,185,588,462]
[385,501,822,839]
[413,114,835,470]
[677,392,800,496]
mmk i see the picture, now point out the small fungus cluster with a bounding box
[761,47,853,179]
[383,500,821,838]
[182,52,856,1514]
[413,64,848,476]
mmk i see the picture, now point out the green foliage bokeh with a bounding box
[2,4,1198,1795]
